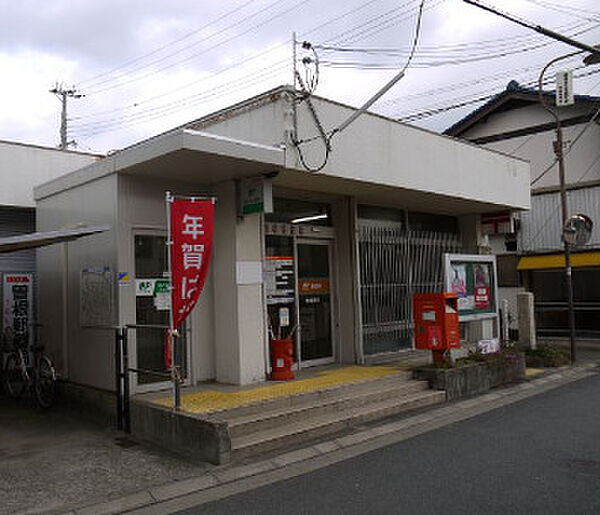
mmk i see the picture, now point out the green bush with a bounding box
[428,345,520,369]
[525,345,570,368]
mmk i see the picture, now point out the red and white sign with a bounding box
[474,286,490,310]
[3,273,34,346]
[166,198,214,368]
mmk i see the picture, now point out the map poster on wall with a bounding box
[80,267,115,327]
[444,254,498,321]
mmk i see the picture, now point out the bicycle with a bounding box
[2,327,56,408]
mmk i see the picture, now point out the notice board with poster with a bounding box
[444,254,498,321]
[264,255,296,339]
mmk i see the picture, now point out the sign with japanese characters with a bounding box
[264,256,295,305]
[170,198,215,329]
[3,273,33,345]
[238,177,273,215]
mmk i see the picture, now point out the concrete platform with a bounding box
[132,364,443,465]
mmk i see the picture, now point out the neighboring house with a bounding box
[0,140,100,334]
[445,80,600,338]
[34,85,528,414]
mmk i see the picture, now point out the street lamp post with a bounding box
[537,50,600,363]
[537,52,580,363]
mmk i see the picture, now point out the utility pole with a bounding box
[463,0,600,363]
[49,83,83,150]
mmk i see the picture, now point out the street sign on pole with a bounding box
[556,70,574,107]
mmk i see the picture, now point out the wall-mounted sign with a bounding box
[80,267,114,327]
[444,254,498,321]
[264,256,295,305]
[3,273,34,346]
[118,272,131,285]
[238,177,273,215]
[298,279,330,295]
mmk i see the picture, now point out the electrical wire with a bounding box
[71,0,425,137]
[77,0,261,88]
[393,65,600,123]
[530,104,600,186]
[83,0,314,96]
[291,0,427,173]
[69,0,597,146]
[71,0,400,125]
[522,0,600,22]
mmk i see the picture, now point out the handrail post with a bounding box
[122,327,131,434]
[114,327,123,431]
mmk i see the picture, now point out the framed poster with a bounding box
[80,267,115,327]
[444,254,498,321]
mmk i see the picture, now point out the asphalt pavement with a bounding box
[176,371,600,515]
[0,398,208,515]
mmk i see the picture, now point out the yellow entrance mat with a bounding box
[154,366,398,414]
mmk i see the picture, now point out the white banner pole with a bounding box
[165,191,179,409]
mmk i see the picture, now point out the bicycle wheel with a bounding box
[4,352,26,398]
[34,355,56,408]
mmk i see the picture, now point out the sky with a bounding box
[2,0,600,154]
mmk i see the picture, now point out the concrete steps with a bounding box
[212,372,445,461]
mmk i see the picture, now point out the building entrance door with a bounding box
[297,240,334,366]
[133,232,188,391]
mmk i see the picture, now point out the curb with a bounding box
[63,363,599,515]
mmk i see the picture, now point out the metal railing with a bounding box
[114,324,180,433]
[357,225,462,355]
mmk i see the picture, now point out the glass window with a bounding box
[266,198,331,226]
[497,254,520,287]
[134,234,186,385]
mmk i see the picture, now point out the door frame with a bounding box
[295,237,336,368]
[131,228,192,393]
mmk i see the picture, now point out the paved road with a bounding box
[178,372,600,515]
[0,397,207,515]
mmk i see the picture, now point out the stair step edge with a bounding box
[226,381,429,427]
[231,390,445,450]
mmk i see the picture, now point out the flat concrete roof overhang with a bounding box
[35,129,285,201]
[35,129,528,216]
[275,169,519,215]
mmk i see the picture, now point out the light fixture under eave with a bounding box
[290,213,328,224]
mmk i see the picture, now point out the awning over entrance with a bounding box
[517,251,600,270]
[0,224,110,253]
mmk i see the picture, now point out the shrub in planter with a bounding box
[525,345,570,368]
[413,347,525,400]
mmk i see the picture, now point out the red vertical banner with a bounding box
[171,198,214,327]
[166,197,214,368]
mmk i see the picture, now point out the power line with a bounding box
[77,0,261,88]
[70,0,427,134]
[83,0,314,96]
[292,0,427,173]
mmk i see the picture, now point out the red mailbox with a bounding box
[413,293,460,363]
[269,338,295,381]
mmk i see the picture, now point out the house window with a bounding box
[497,254,520,287]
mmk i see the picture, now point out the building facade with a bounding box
[35,86,529,398]
[446,81,600,338]
[0,140,99,339]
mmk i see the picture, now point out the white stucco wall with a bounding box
[459,103,600,190]
[197,92,530,212]
[0,140,99,207]
[36,174,118,389]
